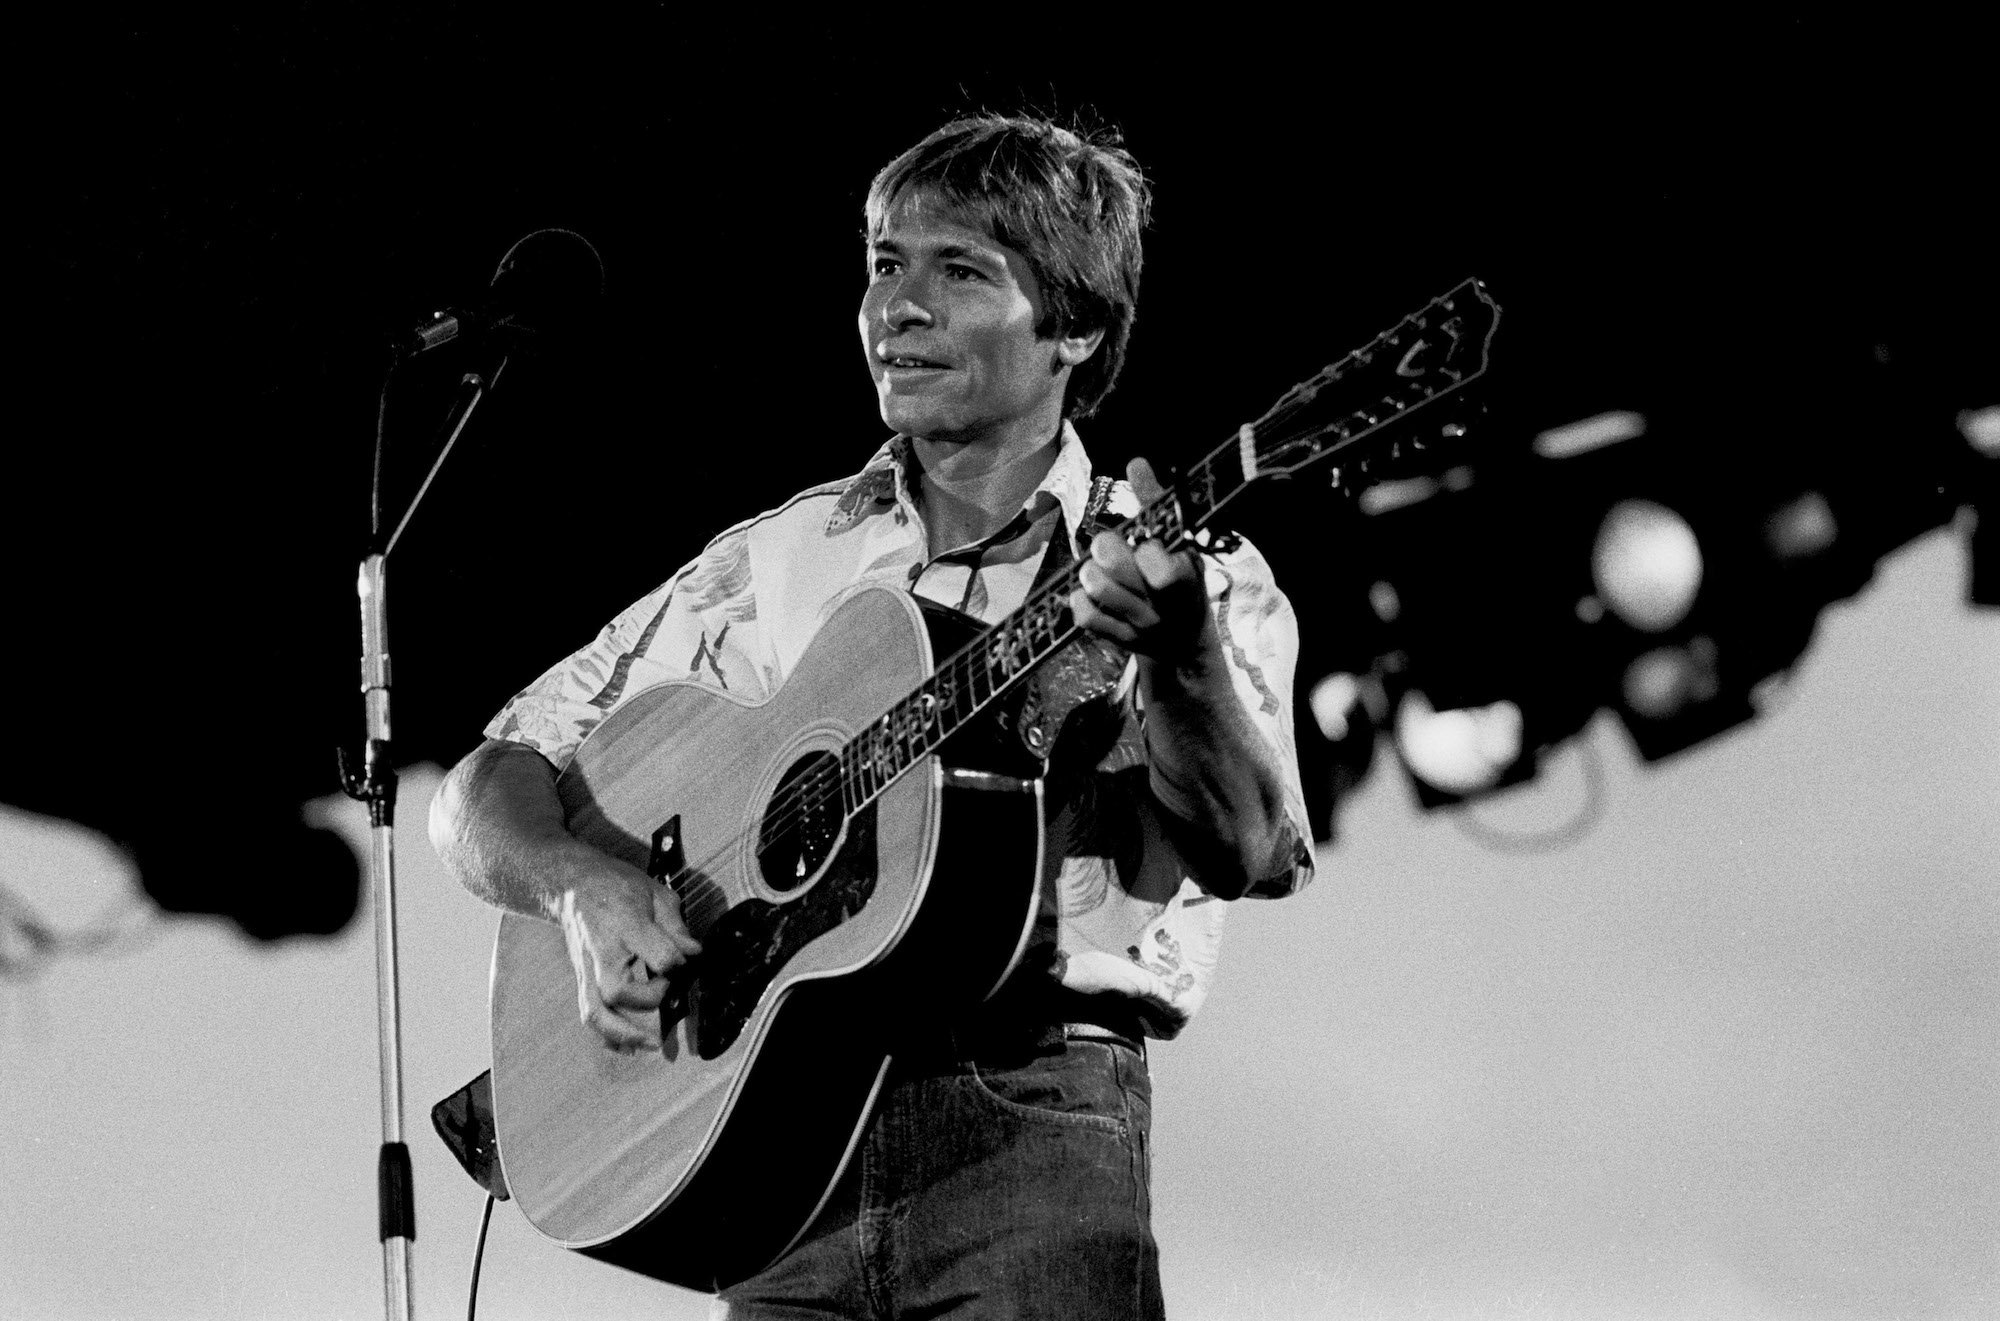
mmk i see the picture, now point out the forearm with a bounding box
[428,737,627,921]
[1138,641,1296,900]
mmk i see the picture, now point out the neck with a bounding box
[909,420,1064,553]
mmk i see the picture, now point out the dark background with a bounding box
[13,11,1991,936]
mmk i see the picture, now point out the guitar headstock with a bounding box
[1242,278,1500,481]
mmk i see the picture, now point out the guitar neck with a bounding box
[835,278,1501,816]
[832,454,1238,813]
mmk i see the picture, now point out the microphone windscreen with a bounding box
[487,228,606,342]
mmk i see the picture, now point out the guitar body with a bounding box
[482,278,1502,1293]
[489,584,1046,1290]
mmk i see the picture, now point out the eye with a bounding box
[945,263,986,281]
[870,256,901,278]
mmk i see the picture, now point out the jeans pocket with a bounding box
[966,1039,1131,1132]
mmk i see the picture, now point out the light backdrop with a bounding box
[5,528,1993,1320]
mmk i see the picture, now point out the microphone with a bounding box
[397,227,607,360]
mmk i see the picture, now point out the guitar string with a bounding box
[756,280,1487,843]
[652,445,1218,920]
[665,287,1488,901]
[660,402,1402,915]
[707,288,1484,869]
[657,284,1491,916]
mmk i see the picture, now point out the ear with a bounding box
[1053,326,1105,369]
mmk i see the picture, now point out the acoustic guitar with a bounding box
[488,280,1502,1289]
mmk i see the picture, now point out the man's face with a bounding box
[860,197,1066,446]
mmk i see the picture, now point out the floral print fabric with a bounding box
[485,424,1313,1036]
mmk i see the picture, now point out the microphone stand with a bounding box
[341,352,508,1321]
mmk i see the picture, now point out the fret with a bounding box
[842,737,869,806]
[875,713,904,780]
[937,661,968,737]
[1139,493,1184,549]
[992,620,1025,680]
[1024,593,1054,652]
[1181,456,1223,529]
[981,636,1005,698]
[867,718,890,787]
[836,744,857,816]
[957,658,977,725]
[852,730,874,802]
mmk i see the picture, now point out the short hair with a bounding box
[865,115,1151,421]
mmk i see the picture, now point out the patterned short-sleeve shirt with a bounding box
[486,423,1314,1037]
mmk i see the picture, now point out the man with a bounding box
[431,115,1314,1318]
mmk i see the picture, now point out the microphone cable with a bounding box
[466,1192,497,1321]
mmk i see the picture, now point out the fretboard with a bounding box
[829,277,1499,819]
[834,468,1216,817]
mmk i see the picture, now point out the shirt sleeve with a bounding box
[482,525,768,772]
[1202,534,1317,898]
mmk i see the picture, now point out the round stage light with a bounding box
[1394,690,1523,796]
[1767,490,1838,559]
[1622,638,1721,721]
[1593,499,1703,632]
[1309,673,1364,741]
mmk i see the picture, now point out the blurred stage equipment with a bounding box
[1296,336,1995,823]
[338,228,605,1321]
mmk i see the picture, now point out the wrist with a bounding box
[1140,618,1228,700]
[548,843,651,922]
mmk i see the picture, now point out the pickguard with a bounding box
[916,596,1130,778]
[681,804,879,1059]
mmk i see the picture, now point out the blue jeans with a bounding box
[713,1027,1163,1320]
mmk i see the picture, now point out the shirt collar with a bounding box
[823,421,1096,539]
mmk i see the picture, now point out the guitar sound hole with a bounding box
[757,751,844,893]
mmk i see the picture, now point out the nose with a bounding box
[878,273,934,332]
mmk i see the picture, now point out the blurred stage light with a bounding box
[1620,636,1721,722]
[1360,475,1442,516]
[1766,491,1839,559]
[1394,690,1524,797]
[1289,360,1989,821]
[1368,580,1401,623]
[1534,410,1647,458]
[1309,673,1365,742]
[1592,498,1703,631]
[1961,406,2000,457]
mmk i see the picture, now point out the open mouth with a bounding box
[880,354,950,370]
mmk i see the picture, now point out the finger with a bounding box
[1089,527,1141,577]
[576,970,661,1052]
[617,908,697,982]
[651,888,704,958]
[621,923,677,978]
[604,962,670,1012]
[1077,560,1160,630]
[592,932,667,999]
[1088,531,1161,607]
[1131,539,1200,595]
[586,1000,661,1054]
[1127,456,1166,505]
[1069,588,1140,648]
